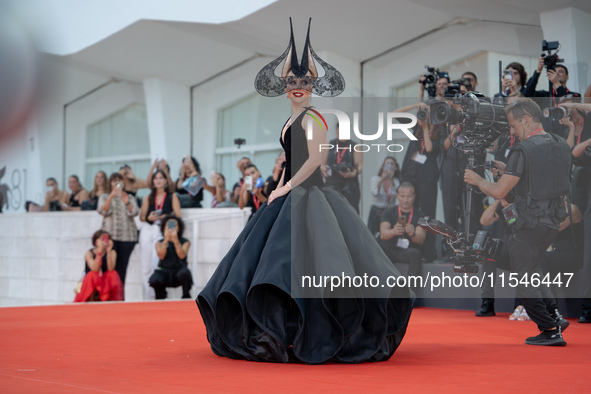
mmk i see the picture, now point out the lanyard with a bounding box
[525,128,544,140]
[336,146,347,164]
[384,181,393,204]
[398,206,414,225]
[252,195,261,210]
[155,192,167,211]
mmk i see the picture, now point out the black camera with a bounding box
[429,94,509,153]
[420,65,449,98]
[234,138,246,148]
[418,218,503,273]
[543,106,567,121]
[541,40,563,71]
[328,163,353,177]
[444,78,471,98]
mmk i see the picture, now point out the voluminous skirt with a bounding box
[197,187,414,364]
[74,270,124,302]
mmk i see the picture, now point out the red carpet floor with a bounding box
[0,301,588,393]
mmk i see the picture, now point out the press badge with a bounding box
[414,154,427,164]
[397,238,410,249]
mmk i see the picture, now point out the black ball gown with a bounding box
[197,110,414,364]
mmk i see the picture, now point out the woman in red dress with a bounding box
[74,230,124,302]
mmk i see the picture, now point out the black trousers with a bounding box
[149,266,193,299]
[508,226,559,331]
[113,240,137,290]
[380,243,422,289]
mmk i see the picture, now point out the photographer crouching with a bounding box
[464,98,571,346]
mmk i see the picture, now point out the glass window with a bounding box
[216,94,285,189]
[85,104,151,198]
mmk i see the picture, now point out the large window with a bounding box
[85,104,151,197]
[216,94,286,188]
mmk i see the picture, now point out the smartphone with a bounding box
[384,163,392,172]
[398,216,407,226]
[167,221,176,230]
[101,234,109,244]
[245,175,253,191]
[504,70,513,80]
[116,182,123,189]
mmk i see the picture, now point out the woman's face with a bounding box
[383,158,397,173]
[68,177,80,192]
[215,175,225,187]
[285,72,314,103]
[110,177,123,189]
[153,172,166,189]
[95,172,105,186]
[506,67,521,85]
[46,180,57,192]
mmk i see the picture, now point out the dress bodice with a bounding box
[279,108,324,189]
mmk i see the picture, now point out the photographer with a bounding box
[321,126,362,213]
[379,182,427,287]
[525,59,576,101]
[98,172,139,291]
[464,98,571,346]
[149,215,193,299]
[419,68,449,100]
[495,63,528,98]
[231,157,252,204]
[395,101,441,261]
[367,157,400,236]
[461,72,478,92]
[239,164,268,217]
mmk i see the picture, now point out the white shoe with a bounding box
[509,305,524,320]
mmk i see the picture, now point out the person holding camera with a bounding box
[118,164,148,197]
[98,172,139,291]
[464,98,571,346]
[379,182,427,288]
[367,157,400,236]
[140,168,182,299]
[175,155,204,208]
[239,164,267,217]
[525,59,576,100]
[321,125,362,213]
[265,152,286,197]
[149,215,193,300]
[231,157,252,204]
[74,230,123,302]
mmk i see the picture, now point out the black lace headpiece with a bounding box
[254,18,345,97]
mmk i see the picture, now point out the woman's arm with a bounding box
[393,103,419,114]
[99,192,114,216]
[353,149,363,174]
[85,250,101,272]
[126,194,139,217]
[107,249,117,271]
[572,137,591,158]
[173,239,190,260]
[422,127,433,153]
[140,196,149,222]
[171,193,182,218]
[156,240,167,260]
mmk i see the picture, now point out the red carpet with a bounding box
[0,301,588,393]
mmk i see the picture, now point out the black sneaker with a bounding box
[551,309,570,332]
[475,299,495,317]
[578,310,591,323]
[525,328,566,346]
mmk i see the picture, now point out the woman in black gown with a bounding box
[197,18,414,364]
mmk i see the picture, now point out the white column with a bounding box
[143,78,191,173]
[540,7,591,95]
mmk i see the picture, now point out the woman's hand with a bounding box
[120,191,129,205]
[147,211,159,222]
[267,185,290,205]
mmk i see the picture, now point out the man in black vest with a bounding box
[464,98,571,346]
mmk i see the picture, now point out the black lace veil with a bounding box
[254,18,345,97]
